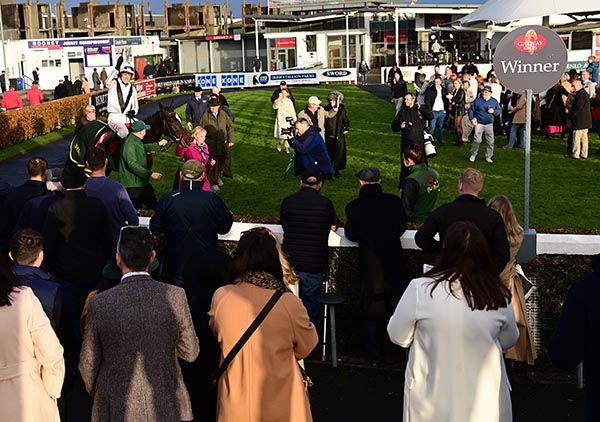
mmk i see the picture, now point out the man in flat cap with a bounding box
[151,160,233,287]
[345,167,408,364]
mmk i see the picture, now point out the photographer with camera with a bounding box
[273,88,297,153]
[392,93,433,184]
[287,117,333,180]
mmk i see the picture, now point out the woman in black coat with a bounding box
[324,91,350,177]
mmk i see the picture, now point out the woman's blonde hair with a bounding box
[192,125,206,136]
[272,230,298,286]
[488,195,523,248]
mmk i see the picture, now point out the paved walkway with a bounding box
[358,82,391,103]
[0,94,190,186]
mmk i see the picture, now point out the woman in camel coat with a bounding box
[489,196,537,364]
[0,257,65,422]
[209,227,318,422]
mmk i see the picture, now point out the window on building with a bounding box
[571,31,592,50]
[305,35,316,52]
[55,59,61,67]
[42,60,49,67]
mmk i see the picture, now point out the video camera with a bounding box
[280,116,296,136]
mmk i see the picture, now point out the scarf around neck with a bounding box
[237,270,289,293]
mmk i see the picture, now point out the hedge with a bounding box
[0,95,90,148]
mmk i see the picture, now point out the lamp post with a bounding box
[0,0,8,79]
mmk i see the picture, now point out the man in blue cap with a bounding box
[119,120,167,210]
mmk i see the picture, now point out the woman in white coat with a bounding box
[388,221,519,422]
[273,88,297,153]
[0,256,64,422]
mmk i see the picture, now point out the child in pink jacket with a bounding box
[176,126,215,192]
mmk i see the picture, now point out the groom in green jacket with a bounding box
[119,120,167,210]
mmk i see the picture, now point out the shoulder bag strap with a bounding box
[212,289,284,384]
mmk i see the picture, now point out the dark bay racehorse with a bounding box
[69,101,191,172]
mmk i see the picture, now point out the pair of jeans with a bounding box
[428,111,446,144]
[296,271,325,325]
[507,123,525,148]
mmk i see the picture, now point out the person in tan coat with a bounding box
[298,96,337,134]
[0,255,64,422]
[489,195,537,364]
[209,226,318,422]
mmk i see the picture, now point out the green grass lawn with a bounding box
[145,84,600,231]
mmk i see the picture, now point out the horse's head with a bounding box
[158,101,192,147]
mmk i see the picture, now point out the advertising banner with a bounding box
[135,79,156,100]
[193,69,356,88]
[155,74,196,94]
[249,68,357,87]
[195,73,247,89]
[28,38,113,49]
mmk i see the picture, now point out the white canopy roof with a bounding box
[459,0,600,25]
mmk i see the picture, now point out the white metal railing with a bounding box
[138,218,600,256]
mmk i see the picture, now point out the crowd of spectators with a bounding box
[0,56,599,422]
[389,57,599,164]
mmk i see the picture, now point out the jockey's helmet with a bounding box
[120,63,135,77]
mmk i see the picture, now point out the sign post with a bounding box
[493,25,568,263]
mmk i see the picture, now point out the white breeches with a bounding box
[108,113,130,138]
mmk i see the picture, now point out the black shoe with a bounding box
[334,170,340,178]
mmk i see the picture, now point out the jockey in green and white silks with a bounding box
[106,57,139,138]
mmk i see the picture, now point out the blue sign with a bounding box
[196,74,217,88]
[220,74,245,87]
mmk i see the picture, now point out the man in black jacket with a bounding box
[53,79,68,100]
[271,81,295,106]
[570,78,592,159]
[0,157,48,252]
[150,160,233,287]
[43,163,113,370]
[391,93,433,184]
[549,255,600,422]
[424,75,449,144]
[392,93,433,152]
[415,168,510,271]
[345,167,408,363]
[185,86,208,129]
[280,168,338,323]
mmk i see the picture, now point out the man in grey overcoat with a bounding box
[79,226,200,421]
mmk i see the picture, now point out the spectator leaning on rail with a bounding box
[280,168,338,324]
[468,85,501,163]
[415,167,510,273]
[105,56,139,139]
[150,159,233,287]
[345,167,408,364]
[400,144,440,224]
[85,146,139,243]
